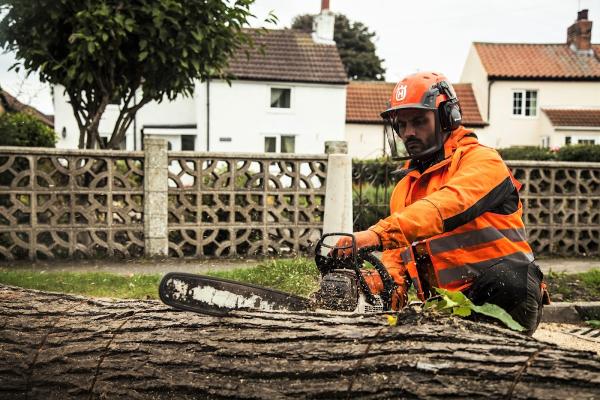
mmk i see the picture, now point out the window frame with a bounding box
[263,134,297,153]
[268,87,293,113]
[511,89,538,118]
[264,136,277,153]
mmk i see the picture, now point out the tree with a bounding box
[292,13,385,81]
[0,0,265,149]
[0,112,56,147]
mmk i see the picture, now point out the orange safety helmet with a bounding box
[381,71,462,160]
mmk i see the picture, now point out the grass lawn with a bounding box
[0,258,319,300]
[0,261,597,302]
[545,269,600,302]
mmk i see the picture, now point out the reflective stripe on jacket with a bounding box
[369,126,533,298]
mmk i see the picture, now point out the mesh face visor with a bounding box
[383,108,444,161]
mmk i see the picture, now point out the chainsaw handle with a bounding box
[363,252,399,310]
[314,232,357,274]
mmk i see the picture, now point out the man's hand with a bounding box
[361,269,408,311]
[334,230,382,257]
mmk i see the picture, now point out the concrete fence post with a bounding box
[323,141,353,234]
[144,137,169,257]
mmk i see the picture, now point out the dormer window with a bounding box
[512,90,537,117]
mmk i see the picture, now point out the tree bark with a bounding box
[0,284,598,400]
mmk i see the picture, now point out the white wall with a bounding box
[345,123,385,159]
[195,80,347,154]
[53,85,81,149]
[53,84,196,150]
[460,45,489,121]
[54,80,346,154]
[460,45,600,149]
[480,80,600,148]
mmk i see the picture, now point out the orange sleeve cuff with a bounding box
[368,219,410,250]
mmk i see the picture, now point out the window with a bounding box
[512,90,537,116]
[181,135,195,151]
[270,88,291,108]
[264,135,295,153]
[265,136,277,152]
[565,136,572,145]
[281,135,295,153]
[577,139,596,145]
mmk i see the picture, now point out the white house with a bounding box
[54,2,348,154]
[460,9,600,148]
[344,81,486,159]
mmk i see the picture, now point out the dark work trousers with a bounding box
[466,261,544,335]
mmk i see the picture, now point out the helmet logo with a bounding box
[395,84,407,102]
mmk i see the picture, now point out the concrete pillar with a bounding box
[143,137,169,256]
[323,141,353,234]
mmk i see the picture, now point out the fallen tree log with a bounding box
[0,284,599,400]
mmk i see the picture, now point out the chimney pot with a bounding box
[577,9,588,20]
[321,0,330,11]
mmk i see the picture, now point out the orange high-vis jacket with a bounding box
[369,126,533,299]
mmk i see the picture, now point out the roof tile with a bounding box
[226,29,347,84]
[542,109,600,127]
[474,42,600,80]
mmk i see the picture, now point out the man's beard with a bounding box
[405,138,428,156]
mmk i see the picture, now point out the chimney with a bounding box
[312,0,335,45]
[567,9,593,55]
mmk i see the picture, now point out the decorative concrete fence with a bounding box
[1,142,599,260]
[510,161,600,257]
[0,139,333,260]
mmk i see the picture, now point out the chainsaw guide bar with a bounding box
[159,272,312,316]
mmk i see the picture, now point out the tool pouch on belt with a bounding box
[413,243,438,300]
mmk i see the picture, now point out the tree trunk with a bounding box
[1,285,598,400]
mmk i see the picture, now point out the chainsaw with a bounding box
[158,233,400,316]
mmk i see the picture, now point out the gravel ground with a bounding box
[533,323,600,355]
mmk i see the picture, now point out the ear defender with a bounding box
[436,81,462,132]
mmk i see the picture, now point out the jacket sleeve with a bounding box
[370,147,516,250]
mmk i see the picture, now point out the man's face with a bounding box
[390,109,436,156]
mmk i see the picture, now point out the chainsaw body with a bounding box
[313,233,397,313]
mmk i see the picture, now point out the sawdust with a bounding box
[533,323,600,355]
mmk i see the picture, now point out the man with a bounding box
[337,71,549,334]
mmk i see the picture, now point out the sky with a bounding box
[1,0,599,115]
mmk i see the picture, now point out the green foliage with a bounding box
[0,0,263,148]
[497,146,556,161]
[498,145,600,162]
[0,111,56,147]
[586,320,600,328]
[545,268,600,302]
[556,145,600,162]
[425,287,525,332]
[353,183,394,230]
[292,13,385,80]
